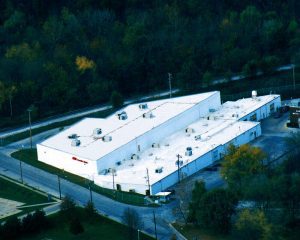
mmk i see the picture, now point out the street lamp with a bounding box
[57,174,62,200]
[137,229,140,240]
[19,160,23,184]
[27,106,33,149]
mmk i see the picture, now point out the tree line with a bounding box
[188,133,300,239]
[0,0,299,125]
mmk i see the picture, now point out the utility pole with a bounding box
[176,154,182,183]
[168,73,172,98]
[27,107,33,149]
[89,180,93,203]
[57,174,62,200]
[146,168,151,195]
[153,210,158,240]
[19,160,23,184]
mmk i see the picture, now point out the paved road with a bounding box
[0,150,181,239]
[0,89,179,139]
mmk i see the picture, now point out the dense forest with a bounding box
[0,0,299,121]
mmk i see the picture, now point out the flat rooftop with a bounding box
[95,94,280,186]
[95,119,259,186]
[208,95,280,120]
[39,91,218,160]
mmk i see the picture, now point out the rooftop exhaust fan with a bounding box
[71,139,81,146]
[102,135,112,142]
[139,103,148,110]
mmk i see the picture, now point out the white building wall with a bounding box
[150,123,262,195]
[96,92,221,172]
[239,96,281,121]
[37,144,97,178]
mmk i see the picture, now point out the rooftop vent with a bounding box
[116,161,122,166]
[152,143,160,148]
[209,108,216,113]
[143,112,154,119]
[117,111,128,120]
[185,128,195,133]
[139,103,148,110]
[155,167,163,173]
[131,154,139,160]
[252,90,257,99]
[102,135,112,142]
[71,139,81,147]
[194,135,201,141]
[185,147,193,156]
[68,133,78,139]
[93,128,102,136]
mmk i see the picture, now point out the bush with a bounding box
[69,217,84,235]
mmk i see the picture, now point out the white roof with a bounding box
[96,119,259,186]
[39,91,218,161]
[95,94,280,186]
[208,95,280,120]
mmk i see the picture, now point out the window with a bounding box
[250,113,257,121]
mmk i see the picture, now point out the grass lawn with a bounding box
[20,208,154,240]
[11,149,147,206]
[0,176,54,222]
[173,223,232,240]
[0,177,48,205]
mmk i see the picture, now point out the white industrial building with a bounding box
[37,91,281,195]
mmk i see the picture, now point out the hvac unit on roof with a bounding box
[139,103,148,110]
[71,139,81,146]
[185,128,195,133]
[152,143,160,148]
[93,128,102,136]
[185,147,193,156]
[102,135,112,142]
[131,154,139,160]
[194,135,201,141]
[117,111,128,120]
[252,90,257,99]
[143,112,154,118]
[68,133,78,139]
[155,167,163,173]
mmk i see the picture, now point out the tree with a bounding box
[60,195,76,217]
[69,217,84,235]
[0,81,6,110]
[233,209,272,240]
[75,56,95,72]
[110,91,123,108]
[195,188,238,233]
[122,208,141,238]
[202,71,213,87]
[243,174,273,212]
[1,216,21,240]
[221,144,266,195]
[188,180,206,223]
